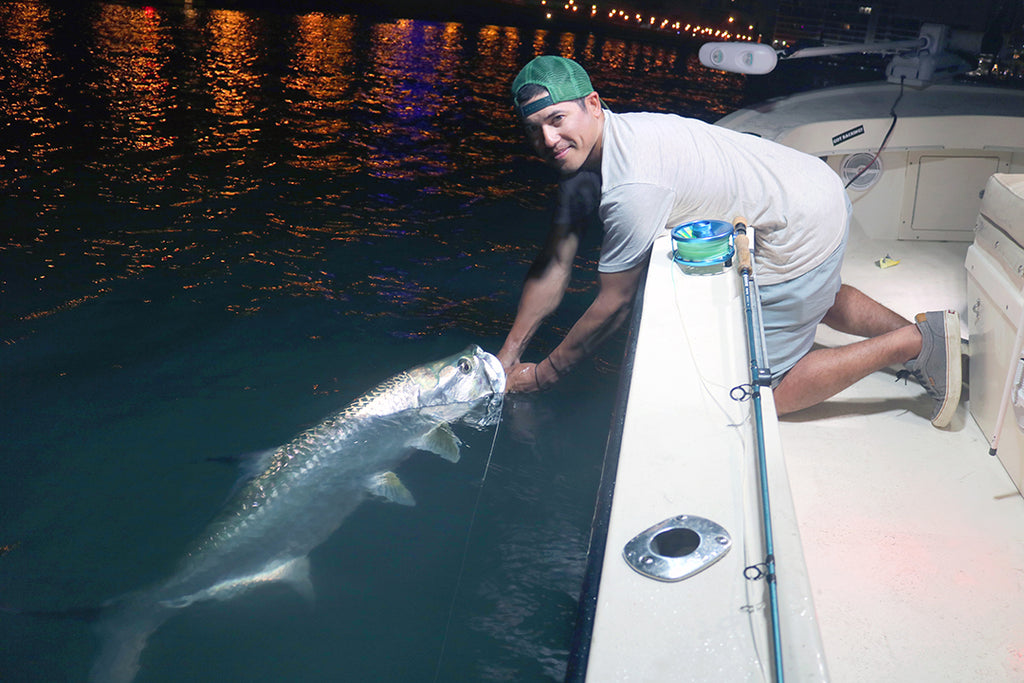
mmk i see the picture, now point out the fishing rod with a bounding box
[733,217,784,682]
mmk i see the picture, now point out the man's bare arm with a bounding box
[497,221,581,371]
[506,260,646,392]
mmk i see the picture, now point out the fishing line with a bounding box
[432,396,504,682]
[669,260,752,428]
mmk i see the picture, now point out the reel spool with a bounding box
[671,220,735,274]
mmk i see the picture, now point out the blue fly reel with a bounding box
[671,219,735,268]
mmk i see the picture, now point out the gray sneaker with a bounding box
[902,310,962,428]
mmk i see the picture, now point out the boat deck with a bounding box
[780,223,1024,681]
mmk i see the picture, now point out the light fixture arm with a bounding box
[699,24,967,86]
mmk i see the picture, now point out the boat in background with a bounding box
[569,24,1024,682]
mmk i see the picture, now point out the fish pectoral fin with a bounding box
[367,471,416,506]
[278,556,315,604]
[159,595,195,609]
[413,423,461,463]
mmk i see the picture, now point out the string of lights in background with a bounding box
[536,0,760,42]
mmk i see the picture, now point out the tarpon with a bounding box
[88,345,505,683]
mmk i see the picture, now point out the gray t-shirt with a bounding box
[597,111,848,285]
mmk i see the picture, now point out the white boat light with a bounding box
[698,42,778,75]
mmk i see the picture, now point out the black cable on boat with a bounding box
[844,76,906,190]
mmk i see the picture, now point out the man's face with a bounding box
[521,91,603,175]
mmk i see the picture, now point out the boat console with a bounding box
[967,173,1024,493]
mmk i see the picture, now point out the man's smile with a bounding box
[551,145,571,161]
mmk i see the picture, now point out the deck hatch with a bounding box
[623,515,731,582]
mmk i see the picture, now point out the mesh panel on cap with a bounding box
[512,56,594,110]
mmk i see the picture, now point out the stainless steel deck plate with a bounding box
[623,515,732,582]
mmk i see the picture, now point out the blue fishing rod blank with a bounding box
[733,217,785,682]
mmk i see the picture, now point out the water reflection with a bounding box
[286,13,358,172]
[530,27,548,56]
[0,1,753,348]
[0,1,750,343]
[1,2,56,154]
[1,1,64,221]
[363,19,463,180]
[91,4,176,153]
[557,29,576,56]
[203,10,261,148]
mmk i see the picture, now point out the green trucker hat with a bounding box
[512,56,596,118]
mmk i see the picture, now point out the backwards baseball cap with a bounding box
[512,56,596,118]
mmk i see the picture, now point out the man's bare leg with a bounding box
[773,284,922,415]
[821,284,910,337]
[773,325,922,415]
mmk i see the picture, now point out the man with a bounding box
[497,55,961,428]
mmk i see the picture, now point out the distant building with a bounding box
[769,0,1000,47]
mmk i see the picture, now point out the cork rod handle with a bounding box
[733,216,751,274]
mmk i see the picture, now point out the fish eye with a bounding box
[457,358,472,374]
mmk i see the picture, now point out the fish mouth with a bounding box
[455,346,505,429]
[477,347,506,395]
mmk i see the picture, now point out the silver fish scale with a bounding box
[255,371,421,477]
[188,371,429,555]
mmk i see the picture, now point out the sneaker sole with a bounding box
[931,310,962,428]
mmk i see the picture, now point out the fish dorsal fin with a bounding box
[367,471,415,506]
[413,423,461,463]
[241,448,279,478]
[208,448,279,502]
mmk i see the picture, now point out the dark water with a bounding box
[0,2,874,681]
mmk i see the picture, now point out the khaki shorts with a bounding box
[759,216,850,385]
